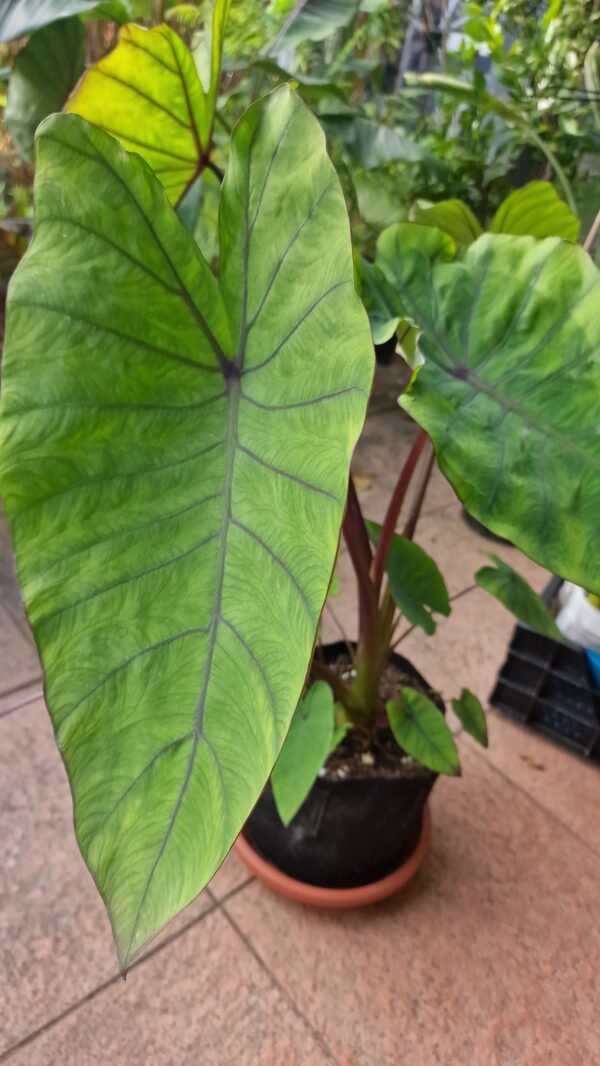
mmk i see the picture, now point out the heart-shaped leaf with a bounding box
[0,87,373,968]
[66,14,229,204]
[388,689,459,775]
[271,681,335,826]
[490,182,580,242]
[475,554,561,640]
[366,520,450,635]
[0,0,97,41]
[6,16,85,161]
[379,225,600,593]
[451,688,487,747]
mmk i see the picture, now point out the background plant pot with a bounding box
[491,578,600,760]
[242,643,442,891]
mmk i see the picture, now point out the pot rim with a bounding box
[234,802,431,908]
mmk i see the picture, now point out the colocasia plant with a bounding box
[0,17,598,969]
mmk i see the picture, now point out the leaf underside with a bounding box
[0,88,373,968]
[66,22,210,205]
[6,16,85,162]
[386,226,600,592]
[0,0,96,42]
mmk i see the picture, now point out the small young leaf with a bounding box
[271,683,335,826]
[366,520,450,635]
[451,688,488,747]
[475,555,561,640]
[387,689,460,775]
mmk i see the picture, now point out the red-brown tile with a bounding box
[0,699,211,1052]
[7,909,330,1066]
[466,709,600,855]
[225,746,600,1066]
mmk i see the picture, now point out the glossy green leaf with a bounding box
[413,199,483,246]
[366,520,449,635]
[271,682,334,826]
[387,690,459,775]
[381,225,600,593]
[191,0,231,125]
[270,0,359,52]
[6,17,84,161]
[66,16,229,204]
[490,182,580,242]
[0,87,373,968]
[0,0,97,41]
[451,688,487,747]
[475,555,561,640]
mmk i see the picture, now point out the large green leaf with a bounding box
[379,225,600,593]
[271,681,334,826]
[366,520,449,635]
[6,17,85,161]
[490,182,580,242]
[66,16,229,204]
[387,689,459,776]
[475,554,561,640]
[0,0,97,41]
[354,169,406,230]
[270,0,359,52]
[0,87,373,968]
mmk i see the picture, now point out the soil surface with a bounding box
[317,652,440,783]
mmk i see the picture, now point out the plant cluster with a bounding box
[0,0,598,969]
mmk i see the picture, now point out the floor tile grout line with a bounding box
[0,874,258,1062]
[466,738,600,862]
[218,903,339,1065]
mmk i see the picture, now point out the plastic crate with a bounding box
[490,582,600,760]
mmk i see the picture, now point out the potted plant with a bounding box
[0,16,598,971]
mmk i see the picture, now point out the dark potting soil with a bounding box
[317,651,439,784]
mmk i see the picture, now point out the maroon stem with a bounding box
[371,428,428,592]
[402,440,435,542]
[343,474,378,646]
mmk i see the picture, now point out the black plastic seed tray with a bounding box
[490,582,600,760]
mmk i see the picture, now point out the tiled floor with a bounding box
[1,364,599,1065]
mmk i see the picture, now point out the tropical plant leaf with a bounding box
[66,15,229,204]
[271,682,334,825]
[250,59,350,108]
[475,554,561,640]
[413,199,483,246]
[366,520,449,634]
[490,182,580,242]
[451,688,487,747]
[6,17,85,161]
[584,42,600,129]
[379,225,600,593]
[0,87,373,968]
[387,689,459,775]
[0,0,97,41]
[269,0,359,52]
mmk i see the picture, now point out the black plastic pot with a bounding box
[244,643,441,889]
[490,579,600,760]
